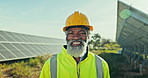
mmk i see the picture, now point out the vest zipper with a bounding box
[77,64,80,78]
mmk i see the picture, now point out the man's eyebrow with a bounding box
[79,30,87,32]
[67,30,72,33]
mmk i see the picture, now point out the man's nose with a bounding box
[73,35,81,39]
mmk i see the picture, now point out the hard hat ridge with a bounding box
[63,11,93,31]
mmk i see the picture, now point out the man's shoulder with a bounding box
[89,52,107,63]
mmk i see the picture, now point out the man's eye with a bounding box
[80,32,86,34]
[68,32,73,34]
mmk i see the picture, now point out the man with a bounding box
[40,11,110,78]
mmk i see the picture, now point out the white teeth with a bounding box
[73,42,80,44]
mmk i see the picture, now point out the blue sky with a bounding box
[0,0,147,41]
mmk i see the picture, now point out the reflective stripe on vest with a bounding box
[50,54,57,78]
[50,55,103,78]
[95,55,103,78]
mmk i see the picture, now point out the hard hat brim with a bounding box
[63,25,93,31]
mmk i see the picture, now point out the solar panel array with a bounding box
[116,1,148,60]
[0,30,65,62]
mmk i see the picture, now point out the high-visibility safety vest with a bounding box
[40,46,110,78]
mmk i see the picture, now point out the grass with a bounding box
[0,54,52,78]
[91,49,119,55]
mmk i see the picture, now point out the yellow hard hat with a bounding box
[63,11,93,31]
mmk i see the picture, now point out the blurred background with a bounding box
[0,0,148,78]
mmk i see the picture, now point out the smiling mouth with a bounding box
[71,41,82,46]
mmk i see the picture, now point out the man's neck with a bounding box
[73,57,81,64]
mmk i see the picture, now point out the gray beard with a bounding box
[67,39,88,57]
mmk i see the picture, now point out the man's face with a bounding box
[66,27,89,57]
[66,27,89,46]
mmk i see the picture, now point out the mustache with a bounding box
[67,39,86,46]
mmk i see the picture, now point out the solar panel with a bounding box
[0,35,6,41]
[116,1,148,61]
[0,54,5,60]
[116,1,148,46]
[0,30,65,62]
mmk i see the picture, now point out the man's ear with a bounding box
[66,36,68,41]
